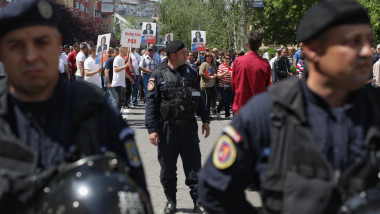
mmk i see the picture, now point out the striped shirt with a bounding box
[218,63,233,87]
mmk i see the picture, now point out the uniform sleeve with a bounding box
[194,70,210,123]
[145,72,161,134]
[101,100,149,198]
[197,93,271,214]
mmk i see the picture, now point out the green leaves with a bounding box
[159,0,380,49]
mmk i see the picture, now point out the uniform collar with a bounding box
[301,79,363,115]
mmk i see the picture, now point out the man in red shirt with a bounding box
[67,42,80,77]
[231,30,271,114]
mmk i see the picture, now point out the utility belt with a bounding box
[162,117,195,125]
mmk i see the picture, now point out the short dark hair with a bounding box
[247,31,262,52]
[110,48,118,54]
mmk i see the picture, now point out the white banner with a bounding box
[121,29,142,48]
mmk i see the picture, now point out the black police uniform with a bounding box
[274,56,290,81]
[198,77,380,213]
[145,62,209,204]
[0,77,149,212]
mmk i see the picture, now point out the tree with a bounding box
[158,0,380,49]
[53,4,106,45]
[357,0,380,45]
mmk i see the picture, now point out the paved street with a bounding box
[121,105,262,214]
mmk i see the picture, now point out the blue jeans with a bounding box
[217,87,233,117]
[142,73,150,100]
[105,87,118,110]
[131,75,140,105]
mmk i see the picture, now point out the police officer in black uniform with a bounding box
[145,40,210,214]
[0,1,149,213]
[198,1,379,214]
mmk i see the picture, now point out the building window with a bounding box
[102,15,108,19]
[103,25,108,29]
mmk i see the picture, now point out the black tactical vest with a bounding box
[159,65,200,122]
[261,78,380,214]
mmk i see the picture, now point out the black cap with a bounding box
[297,1,370,42]
[164,40,185,54]
[0,0,57,37]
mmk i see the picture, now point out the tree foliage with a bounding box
[158,0,380,49]
[53,4,106,45]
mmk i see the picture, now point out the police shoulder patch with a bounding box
[124,140,141,168]
[147,81,155,91]
[223,125,242,143]
[213,135,237,170]
[149,77,155,82]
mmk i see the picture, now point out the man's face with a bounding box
[187,53,194,62]
[148,49,154,57]
[281,49,288,58]
[64,47,70,55]
[310,24,372,90]
[377,47,380,54]
[111,50,118,57]
[74,46,80,52]
[173,48,187,66]
[300,42,304,51]
[90,49,96,58]
[0,26,61,98]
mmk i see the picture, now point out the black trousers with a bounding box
[114,86,126,111]
[158,120,201,203]
[202,87,216,115]
[125,78,132,105]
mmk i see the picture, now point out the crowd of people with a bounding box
[2,0,380,214]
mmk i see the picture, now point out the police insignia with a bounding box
[213,135,237,170]
[38,0,53,20]
[149,77,155,82]
[147,81,155,91]
[125,140,141,167]
[223,125,242,143]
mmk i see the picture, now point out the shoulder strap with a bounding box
[160,67,179,85]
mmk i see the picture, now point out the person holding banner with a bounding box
[139,45,158,101]
[112,47,134,111]
[105,48,119,109]
[84,45,102,88]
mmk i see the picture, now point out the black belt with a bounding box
[163,118,195,125]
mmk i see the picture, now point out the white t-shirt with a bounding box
[131,52,140,76]
[269,56,278,69]
[58,52,68,74]
[84,56,102,88]
[263,52,269,61]
[112,55,126,87]
[75,52,87,76]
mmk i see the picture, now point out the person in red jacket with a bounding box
[231,30,271,114]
